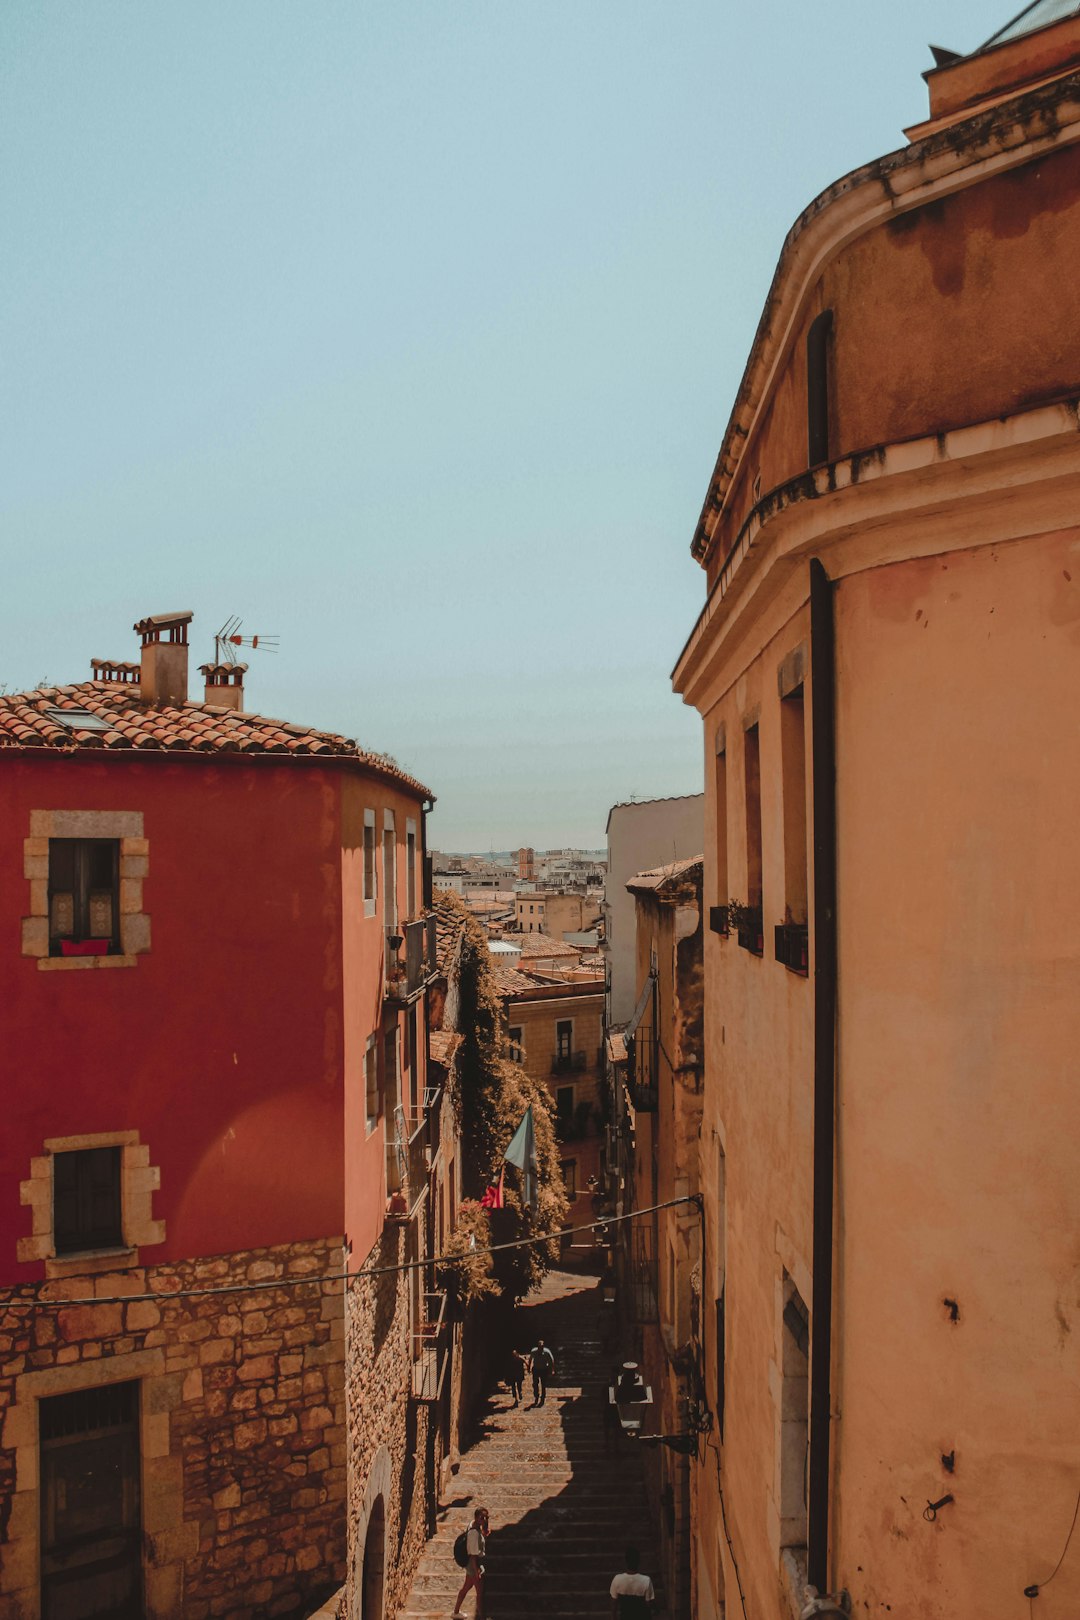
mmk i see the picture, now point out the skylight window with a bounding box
[45,708,115,733]
[981,0,1080,51]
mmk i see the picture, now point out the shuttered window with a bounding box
[53,1147,123,1254]
[48,839,120,954]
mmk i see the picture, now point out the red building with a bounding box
[0,612,455,1620]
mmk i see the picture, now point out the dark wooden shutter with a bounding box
[54,1148,122,1254]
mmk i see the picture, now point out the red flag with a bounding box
[480,1166,505,1210]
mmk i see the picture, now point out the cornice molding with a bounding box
[675,397,1080,705]
[691,70,1080,568]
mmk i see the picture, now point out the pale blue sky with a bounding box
[3,2,1000,848]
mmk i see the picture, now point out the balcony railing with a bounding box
[387,1102,433,1211]
[551,1050,588,1075]
[412,1289,449,1401]
[775,921,809,975]
[625,1026,658,1111]
[385,915,439,1003]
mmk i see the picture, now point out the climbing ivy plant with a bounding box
[437,893,569,1302]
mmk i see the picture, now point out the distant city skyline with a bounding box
[2,2,998,847]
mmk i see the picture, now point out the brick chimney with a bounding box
[199,662,246,712]
[134,611,193,706]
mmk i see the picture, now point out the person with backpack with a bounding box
[610,1545,655,1619]
[529,1338,555,1406]
[453,1505,488,1618]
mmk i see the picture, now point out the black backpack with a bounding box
[453,1531,470,1568]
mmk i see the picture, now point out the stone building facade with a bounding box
[1,1239,346,1620]
[0,612,456,1620]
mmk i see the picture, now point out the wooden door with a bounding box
[40,1382,142,1620]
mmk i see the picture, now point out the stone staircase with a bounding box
[396,1269,661,1619]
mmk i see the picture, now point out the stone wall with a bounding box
[343,1214,436,1620]
[0,1236,346,1620]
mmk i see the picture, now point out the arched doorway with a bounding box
[361,1494,385,1620]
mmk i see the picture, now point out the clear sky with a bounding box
[3,1,1001,849]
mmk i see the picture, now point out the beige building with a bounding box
[603,797,704,1027]
[674,10,1080,1618]
[513,890,599,938]
[498,975,606,1236]
[615,858,704,1620]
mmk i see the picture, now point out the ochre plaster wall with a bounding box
[831,530,1080,1615]
[710,143,1080,579]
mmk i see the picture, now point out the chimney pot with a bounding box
[134,611,193,706]
[199,662,247,712]
[91,658,141,689]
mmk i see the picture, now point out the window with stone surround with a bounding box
[508,1026,524,1063]
[365,1037,380,1133]
[18,1131,164,1276]
[48,838,120,955]
[23,811,150,971]
[53,1147,123,1253]
[363,809,377,917]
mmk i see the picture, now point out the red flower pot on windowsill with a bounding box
[60,939,110,957]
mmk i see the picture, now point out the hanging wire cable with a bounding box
[1024,1484,1080,1599]
[707,1433,749,1619]
[0,1194,700,1310]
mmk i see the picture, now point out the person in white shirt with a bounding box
[610,1544,655,1619]
[454,1506,489,1618]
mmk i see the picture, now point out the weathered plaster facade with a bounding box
[675,19,1080,1620]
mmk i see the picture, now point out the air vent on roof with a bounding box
[45,708,114,733]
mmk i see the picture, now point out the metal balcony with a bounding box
[387,1104,432,1212]
[551,1050,588,1075]
[385,915,439,1003]
[411,1290,449,1402]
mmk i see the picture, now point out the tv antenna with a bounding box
[214,617,280,667]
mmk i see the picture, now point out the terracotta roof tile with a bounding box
[429,1031,463,1068]
[506,932,582,960]
[625,855,704,895]
[0,682,432,796]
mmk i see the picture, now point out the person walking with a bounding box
[610,1544,655,1619]
[506,1348,526,1407]
[454,1506,489,1618]
[529,1338,555,1406]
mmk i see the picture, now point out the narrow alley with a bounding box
[397,1269,661,1620]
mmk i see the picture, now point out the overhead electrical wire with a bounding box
[0,1194,700,1310]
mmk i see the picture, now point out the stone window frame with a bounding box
[22,810,150,971]
[0,1348,193,1620]
[363,808,378,919]
[19,1130,165,1277]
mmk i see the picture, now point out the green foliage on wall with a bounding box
[438,893,569,1302]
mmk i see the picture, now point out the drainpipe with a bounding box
[808,558,837,1594]
[421,796,434,911]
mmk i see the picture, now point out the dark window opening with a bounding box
[807,309,834,468]
[714,736,729,924]
[556,1085,574,1137]
[556,1020,573,1061]
[561,1159,577,1199]
[48,839,120,956]
[53,1147,123,1255]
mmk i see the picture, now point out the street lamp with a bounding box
[609,1362,653,1433]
